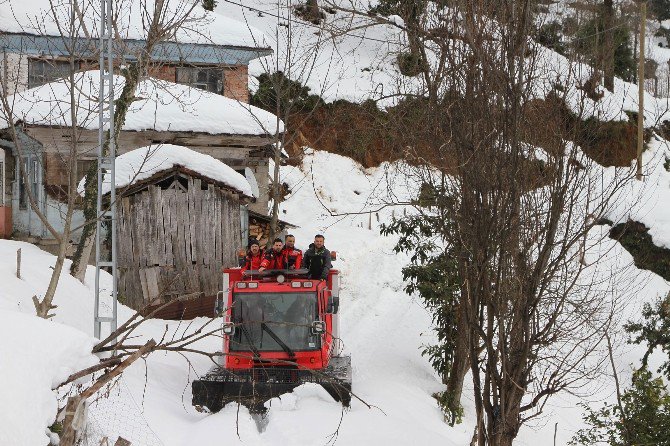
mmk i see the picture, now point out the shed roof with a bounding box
[0,70,283,136]
[79,144,254,198]
[248,210,297,229]
[0,0,269,49]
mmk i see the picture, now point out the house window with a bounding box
[175,67,224,94]
[28,59,80,89]
[18,161,27,210]
[18,158,39,210]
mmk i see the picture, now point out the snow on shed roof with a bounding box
[0,0,268,49]
[0,70,283,135]
[84,144,254,198]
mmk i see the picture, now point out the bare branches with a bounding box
[315,1,643,444]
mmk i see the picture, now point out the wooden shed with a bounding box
[111,145,253,319]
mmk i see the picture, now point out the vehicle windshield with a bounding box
[230,292,319,352]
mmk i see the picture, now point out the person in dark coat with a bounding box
[259,238,286,272]
[283,234,303,269]
[241,239,264,272]
[303,234,332,280]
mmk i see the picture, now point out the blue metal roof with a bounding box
[0,33,272,65]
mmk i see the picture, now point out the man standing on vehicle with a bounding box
[283,234,303,269]
[259,238,285,272]
[241,239,263,272]
[303,234,332,280]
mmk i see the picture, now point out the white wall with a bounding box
[0,52,28,96]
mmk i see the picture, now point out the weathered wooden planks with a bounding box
[116,179,243,315]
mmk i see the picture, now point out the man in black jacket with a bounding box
[303,234,332,280]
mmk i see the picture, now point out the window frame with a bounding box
[27,58,81,89]
[174,66,224,94]
[229,291,320,352]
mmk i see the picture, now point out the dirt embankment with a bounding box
[283,96,669,277]
[284,95,650,170]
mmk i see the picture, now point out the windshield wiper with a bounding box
[239,324,262,360]
[261,323,295,358]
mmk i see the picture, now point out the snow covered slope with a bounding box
[215,0,404,105]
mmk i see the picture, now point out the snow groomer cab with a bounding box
[192,266,352,413]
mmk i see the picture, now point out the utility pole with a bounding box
[637,0,646,181]
[94,0,118,339]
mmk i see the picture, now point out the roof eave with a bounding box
[0,32,273,65]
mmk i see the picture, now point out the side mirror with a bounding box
[222,321,235,336]
[215,290,225,316]
[326,296,340,314]
[311,320,326,335]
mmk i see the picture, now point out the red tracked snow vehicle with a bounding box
[192,267,352,412]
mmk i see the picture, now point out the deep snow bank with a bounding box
[0,241,120,446]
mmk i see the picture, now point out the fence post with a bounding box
[16,248,21,279]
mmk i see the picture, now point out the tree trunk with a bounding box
[34,54,79,312]
[70,63,142,281]
[33,241,68,318]
[603,0,615,91]
[445,298,470,421]
[59,396,84,446]
[70,163,98,281]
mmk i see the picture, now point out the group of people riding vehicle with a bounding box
[240,234,333,280]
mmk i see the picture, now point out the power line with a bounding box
[220,0,635,49]
[219,0,398,45]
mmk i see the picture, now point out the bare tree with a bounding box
[321,1,640,444]
[233,0,338,244]
[70,0,201,281]
[0,0,99,317]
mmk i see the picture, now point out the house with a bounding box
[0,0,270,102]
[0,70,283,244]
[0,0,283,242]
[101,144,253,316]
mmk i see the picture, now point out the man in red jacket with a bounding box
[283,234,303,269]
[241,239,264,272]
[259,238,286,272]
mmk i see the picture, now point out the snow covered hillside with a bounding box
[1,146,669,445]
[215,0,404,105]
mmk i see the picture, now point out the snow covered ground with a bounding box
[1,147,669,445]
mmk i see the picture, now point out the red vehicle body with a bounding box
[192,267,351,413]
